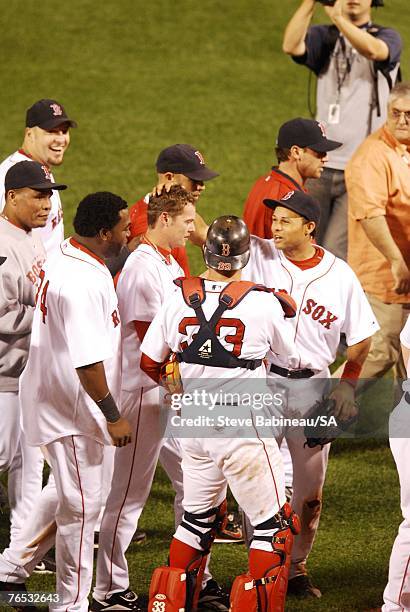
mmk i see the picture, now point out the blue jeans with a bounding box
[306,167,347,261]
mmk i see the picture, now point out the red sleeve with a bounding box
[134,320,151,342]
[243,175,273,239]
[140,353,162,384]
[243,171,305,239]
[129,198,149,238]
[171,246,190,277]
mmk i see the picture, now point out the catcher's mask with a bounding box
[203,215,250,272]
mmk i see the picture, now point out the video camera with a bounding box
[316,0,384,6]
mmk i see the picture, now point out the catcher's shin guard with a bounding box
[230,503,300,612]
[149,501,228,611]
[148,547,206,612]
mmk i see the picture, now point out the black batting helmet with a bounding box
[203,215,250,272]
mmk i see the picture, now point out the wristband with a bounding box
[95,392,121,423]
[341,360,362,388]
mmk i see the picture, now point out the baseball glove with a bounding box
[304,396,357,449]
[160,353,183,395]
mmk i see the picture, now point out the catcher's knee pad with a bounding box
[176,499,228,552]
[230,503,300,612]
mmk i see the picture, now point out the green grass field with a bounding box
[0,0,409,610]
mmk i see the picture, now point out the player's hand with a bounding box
[391,260,410,295]
[107,417,132,447]
[323,0,343,21]
[151,178,179,197]
[329,381,357,422]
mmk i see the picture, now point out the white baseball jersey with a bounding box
[242,236,379,371]
[141,279,298,385]
[117,242,184,392]
[0,150,64,255]
[20,238,121,447]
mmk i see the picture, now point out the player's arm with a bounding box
[0,250,35,335]
[330,337,371,421]
[360,217,410,295]
[323,0,389,60]
[140,305,171,382]
[282,0,315,56]
[76,361,132,447]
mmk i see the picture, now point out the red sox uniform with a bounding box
[141,277,300,609]
[0,215,46,546]
[383,316,410,611]
[93,241,186,602]
[242,236,379,578]
[0,151,64,255]
[1,237,123,612]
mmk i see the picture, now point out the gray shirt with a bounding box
[293,23,402,169]
[0,216,46,391]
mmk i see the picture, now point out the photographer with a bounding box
[282,0,401,261]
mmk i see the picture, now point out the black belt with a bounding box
[405,392,410,404]
[270,363,315,379]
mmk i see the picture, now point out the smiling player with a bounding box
[0,98,77,255]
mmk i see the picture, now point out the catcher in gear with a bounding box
[141,215,301,612]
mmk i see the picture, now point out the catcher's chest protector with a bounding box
[174,277,269,370]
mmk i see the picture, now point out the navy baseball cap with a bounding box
[263,190,321,226]
[5,161,67,192]
[26,99,77,130]
[156,144,219,181]
[277,118,341,153]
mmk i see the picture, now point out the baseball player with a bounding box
[141,215,301,611]
[0,161,66,549]
[241,190,379,598]
[0,192,132,612]
[91,185,196,612]
[243,118,341,239]
[383,316,410,611]
[0,98,76,255]
[106,143,217,277]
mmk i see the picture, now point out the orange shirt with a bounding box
[346,126,410,304]
[129,196,190,276]
[243,168,305,238]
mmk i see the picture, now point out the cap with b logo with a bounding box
[5,161,67,192]
[26,99,77,130]
[263,190,321,226]
[277,118,341,153]
[156,144,219,181]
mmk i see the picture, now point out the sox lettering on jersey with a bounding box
[302,298,338,329]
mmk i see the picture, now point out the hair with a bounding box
[73,192,128,237]
[147,185,195,227]
[389,82,410,106]
[275,146,292,163]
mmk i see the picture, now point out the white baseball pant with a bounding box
[94,386,184,601]
[383,394,410,611]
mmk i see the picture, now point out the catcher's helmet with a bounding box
[203,215,250,272]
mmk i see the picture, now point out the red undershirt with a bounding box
[287,246,324,270]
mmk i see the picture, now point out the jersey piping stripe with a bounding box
[398,553,410,610]
[69,435,86,611]
[59,240,111,276]
[70,237,105,266]
[251,415,281,510]
[280,256,336,368]
[106,387,144,598]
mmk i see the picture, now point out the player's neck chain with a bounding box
[142,235,172,265]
